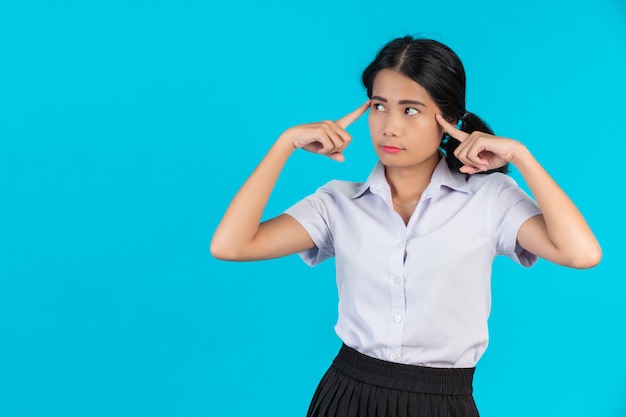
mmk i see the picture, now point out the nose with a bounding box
[382,113,402,137]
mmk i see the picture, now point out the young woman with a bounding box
[210,36,601,417]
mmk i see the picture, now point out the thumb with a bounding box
[329,152,345,162]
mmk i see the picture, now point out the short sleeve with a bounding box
[283,187,336,266]
[492,176,542,267]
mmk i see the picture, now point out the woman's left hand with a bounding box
[436,114,521,174]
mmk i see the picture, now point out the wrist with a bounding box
[509,141,530,165]
[273,132,298,156]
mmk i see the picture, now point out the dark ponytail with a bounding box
[362,36,509,175]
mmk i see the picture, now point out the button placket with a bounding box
[386,232,407,362]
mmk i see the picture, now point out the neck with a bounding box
[385,153,440,204]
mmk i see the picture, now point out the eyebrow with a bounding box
[371,95,427,107]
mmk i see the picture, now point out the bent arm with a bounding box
[513,145,602,269]
[211,102,369,262]
[210,137,315,261]
[436,115,601,269]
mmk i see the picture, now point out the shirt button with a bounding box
[394,276,401,284]
[394,315,402,322]
[389,352,397,360]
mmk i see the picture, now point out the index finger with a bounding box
[436,114,469,142]
[336,100,371,129]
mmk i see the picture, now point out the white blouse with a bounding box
[285,158,541,368]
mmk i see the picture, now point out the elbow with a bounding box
[210,236,255,262]
[567,245,603,269]
[582,247,603,269]
[210,238,239,261]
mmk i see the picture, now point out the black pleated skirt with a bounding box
[306,344,479,417]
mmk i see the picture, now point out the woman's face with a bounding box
[368,69,444,169]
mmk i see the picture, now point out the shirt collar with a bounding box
[350,157,472,200]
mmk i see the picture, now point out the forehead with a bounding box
[372,69,434,103]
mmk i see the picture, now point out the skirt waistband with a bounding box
[332,344,475,396]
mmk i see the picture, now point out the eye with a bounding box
[373,103,386,112]
[405,107,419,116]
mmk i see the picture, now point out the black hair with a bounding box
[362,36,508,174]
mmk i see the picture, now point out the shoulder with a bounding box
[316,179,365,199]
[465,171,537,213]
[465,171,517,193]
[285,179,364,221]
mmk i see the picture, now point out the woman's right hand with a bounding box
[211,100,370,261]
[281,100,370,162]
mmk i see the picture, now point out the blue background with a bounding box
[1,0,625,416]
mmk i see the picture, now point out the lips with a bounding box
[381,145,403,154]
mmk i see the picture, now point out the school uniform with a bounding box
[284,157,541,416]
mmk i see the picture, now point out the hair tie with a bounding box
[456,111,469,130]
